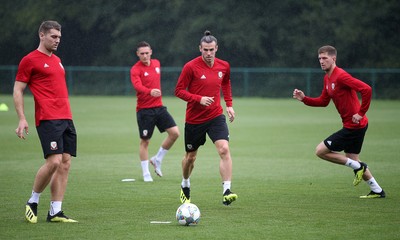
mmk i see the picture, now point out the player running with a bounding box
[293,45,385,199]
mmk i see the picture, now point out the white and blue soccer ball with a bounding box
[176,203,201,226]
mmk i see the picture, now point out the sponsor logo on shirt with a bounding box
[200,75,206,79]
[144,72,149,76]
[44,63,49,68]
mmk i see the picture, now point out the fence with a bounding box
[1,65,400,99]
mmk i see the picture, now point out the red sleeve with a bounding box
[174,63,202,103]
[339,72,372,117]
[130,64,151,95]
[302,83,331,107]
[221,65,233,107]
[15,56,33,83]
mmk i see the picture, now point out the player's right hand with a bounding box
[16,119,29,140]
[292,89,305,101]
[200,96,214,106]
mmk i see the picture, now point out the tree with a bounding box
[1,0,399,68]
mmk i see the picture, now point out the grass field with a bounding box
[0,95,399,239]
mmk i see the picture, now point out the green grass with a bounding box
[0,95,399,239]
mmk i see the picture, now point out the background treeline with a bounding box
[0,0,399,68]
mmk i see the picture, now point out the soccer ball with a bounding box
[175,203,201,226]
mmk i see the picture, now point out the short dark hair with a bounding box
[318,45,337,57]
[137,41,151,51]
[200,30,218,45]
[38,20,61,35]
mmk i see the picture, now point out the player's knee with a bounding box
[140,139,150,148]
[60,156,71,172]
[186,155,196,164]
[170,129,180,141]
[217,144,230,157]
[315,144,327,159]
[45,154,63,172]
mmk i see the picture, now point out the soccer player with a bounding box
[14,20,78,223]
[293,45,385,198]
[130,41,180,182]
[175,30,238,205]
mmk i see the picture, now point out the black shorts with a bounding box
[137,106,177,139]
[184,114,229,152]
[36,120,77,159]
[323,125,368,154]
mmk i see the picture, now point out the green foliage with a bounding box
[1,95,400,239]
[1,0,399,67]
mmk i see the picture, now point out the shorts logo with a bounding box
[143,130,148,137]
[327,140,332,146]
[50,141,58,150]
[186,144,193,150]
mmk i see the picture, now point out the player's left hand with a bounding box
[150,89,161,97]
[352,113,362,124]
[226,107,235,122]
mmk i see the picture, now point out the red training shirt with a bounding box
[302,66,372,129]
[130,59,163,112]
[175,56,233,124]
[15,50,72,126]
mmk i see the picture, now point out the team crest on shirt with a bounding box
[143,130,148,137]
[50,141,58,150]
[155,67,160,74]
[218,71,223,79]
[331,83,335,90]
